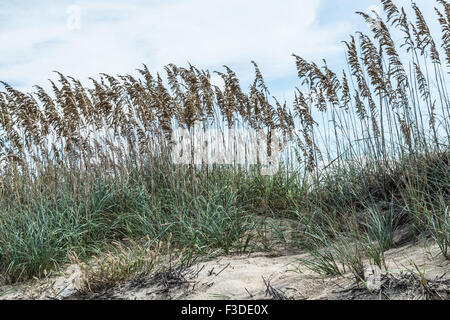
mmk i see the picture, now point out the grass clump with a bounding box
[73,239,183,293]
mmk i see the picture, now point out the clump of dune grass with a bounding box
[72,237,192,293]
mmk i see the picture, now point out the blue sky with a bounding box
[0,0,439,101]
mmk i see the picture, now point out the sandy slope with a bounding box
[1,240,449,300]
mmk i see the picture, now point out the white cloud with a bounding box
[0,0,350,92]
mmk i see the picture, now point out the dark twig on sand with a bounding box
[215,263,231,277]
[262,276,290,300]
[332,272,450,300]
[245,287,254,299]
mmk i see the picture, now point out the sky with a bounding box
[0,0,441,102]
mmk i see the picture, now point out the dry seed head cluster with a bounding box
[0,0,448,179]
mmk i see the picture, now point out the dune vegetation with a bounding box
[0,0,448,289]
